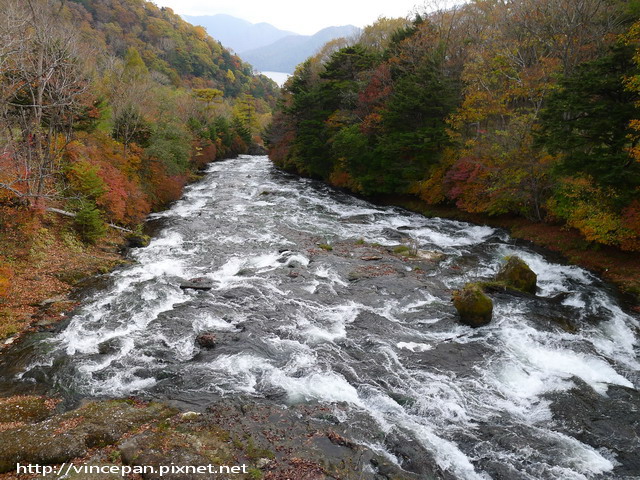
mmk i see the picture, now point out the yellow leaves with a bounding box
[193,88,223,104]
[193,26,208,42]
[325,110,352,130]
[546,177,640,250]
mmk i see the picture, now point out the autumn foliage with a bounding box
[269,0,640,252]
[0,0,277,246]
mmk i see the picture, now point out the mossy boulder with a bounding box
[125,232,150,249]
[496,256,537,294]
[452,283,493,327]
[0,399,176,473]
[0,396,54,423]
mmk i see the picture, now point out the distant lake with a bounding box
[260,71,291,87]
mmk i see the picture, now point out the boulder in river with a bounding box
[195,332,217,349]
[125,232,150,249]
[495,256,537,294]
[179,277,213,291]
[452,283,493,327]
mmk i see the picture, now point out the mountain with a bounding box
[182,14,297,54]
[241,25,361,74]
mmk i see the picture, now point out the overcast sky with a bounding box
[152,0,451,35]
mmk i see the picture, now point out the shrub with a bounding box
[74,204,106,244]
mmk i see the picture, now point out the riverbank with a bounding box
[0,395,418,480]
[0,207,130,346]
[371,195,640,310]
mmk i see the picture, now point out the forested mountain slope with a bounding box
[269,0,640,255]
[0,0,278,333]
[182,14,297,54]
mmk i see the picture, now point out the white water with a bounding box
[8,156,639,479]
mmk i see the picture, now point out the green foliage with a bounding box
[270,38,457,194]
[145,121,193,174]
[74,203,106,244]
[66,161,107,200]
[269,0,640,252]
[112,104,151,147]
[539,43,640,190]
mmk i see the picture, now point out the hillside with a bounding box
[241,25,361,73]
[182,14,297,54]
[0,0,279,334]
[268,3,640,296]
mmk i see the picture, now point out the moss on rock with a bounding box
[496,256,537,294]
[452,283,493,327]
[0,396,54,423]
[0,399,176,473]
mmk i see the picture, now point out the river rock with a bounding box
[179,277,213,291]
[195,332,217,348]
[247,143,267,155]
[495,256,537,294]
[125,232,150,249]
[415,250,446,262]
[38,295,73,308]
[452,283,493,327]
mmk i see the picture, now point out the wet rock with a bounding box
[382,228,411,241]
[548,383,640,478]
[125,232,150,249]
[98,337,121,355]
[452,283,493,327]
[495,256,537,294]
[202,400,421,480]
[195,332,217,349]
[340,214,372,224]
[179,277,213,291]
[37,295,73,308]
[415,250,446,262]
[247,143,267,155]
[221,286,259,299]
[383,432,446,479]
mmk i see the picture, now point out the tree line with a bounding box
[269,0,640,252]
[0,0,277,242]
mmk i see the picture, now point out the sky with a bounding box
[151,0,448,35]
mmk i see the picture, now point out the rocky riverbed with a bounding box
[0,156,638,479]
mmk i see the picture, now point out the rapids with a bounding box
[1,155,639,479]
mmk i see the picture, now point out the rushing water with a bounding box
[2,156,640,479]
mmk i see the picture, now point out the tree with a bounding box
[539,43,640,190]
[0,0,90,207]
[107,48,153,155]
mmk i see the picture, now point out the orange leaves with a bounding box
[0,262,13,299]
[63,135,153,226]
[146,160,186,208]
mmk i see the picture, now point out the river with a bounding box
[1,155,639,479]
